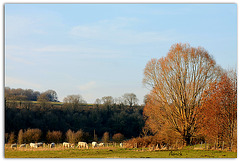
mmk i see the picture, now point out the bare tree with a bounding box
[94,98,101,105]
[143,43,221,145]
[114,97,124,105]
[122,93,138,107]
[63,94,87,105]
[101,96,114,105]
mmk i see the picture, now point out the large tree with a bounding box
[143,43,220,145]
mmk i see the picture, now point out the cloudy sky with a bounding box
[5,4,237,103]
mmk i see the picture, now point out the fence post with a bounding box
[222,141,224,150]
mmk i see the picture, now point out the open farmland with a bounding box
[5,144,237,158]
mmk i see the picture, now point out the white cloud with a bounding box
[78,81,96,91]
[32,45,124,59]
[69,17,175,45]
[5,76,42,89]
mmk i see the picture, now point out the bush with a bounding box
[17,129,24,144]
[102,132,110,143]
[65,129,91,143]
[46,130,62,143]
[75,129,84,142]
[23,128,42,143]
[125,136,162,148]
[8,132,15,144]
[112,133,124,143]
[65,129,75,143]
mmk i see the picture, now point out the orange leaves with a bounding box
[197,71,237,145]
[143,43,221,145]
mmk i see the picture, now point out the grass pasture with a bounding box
[5,145,237,158]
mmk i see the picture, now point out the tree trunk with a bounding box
[184,136,191,146]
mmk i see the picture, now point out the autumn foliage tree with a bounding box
[197,71,237,150]
[112,133,125,143]
[102,132,110,143]
[143,43,220,145]
[46,130,62,143]
[23,128,42,143]
[17,129,24,144]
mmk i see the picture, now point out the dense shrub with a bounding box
[46,130,62,143]
[102,132,110,143]
[112,133,124,143]
[17,129,24,144]
[23,128,42,143]
[8,132,15,144]
[125,135,175,148]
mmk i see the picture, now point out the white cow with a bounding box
[49,143,55,148]
[77,142,89,149]
[30,143,38,148]
[37,142,43,147]
[11,144,17,149]
[63,142,74,148]
[92,142,97,148]
[98,143,104,147]
[20,144,26,148]
[120,143,123,147]
[63,142,70,148]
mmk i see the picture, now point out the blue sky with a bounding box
[5,4,237,104]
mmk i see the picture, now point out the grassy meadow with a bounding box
[5,145,237,158]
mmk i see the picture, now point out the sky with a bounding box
[4,3,237,104]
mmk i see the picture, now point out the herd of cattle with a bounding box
[10,141,123,149]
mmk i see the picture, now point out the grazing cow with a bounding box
[98,143,104,147]
[49,143,55,148]
[20,144,26,148]
[11,144,17,149]
[92,142,97,148]
[63,142,74,148]
[120,143,123,147]
[77,142,89,149]
[63,142,70,148]
[30,143,38,148]
[37,142,43,147]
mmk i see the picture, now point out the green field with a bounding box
[5,147,237,158]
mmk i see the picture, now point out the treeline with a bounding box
[5,87,58,102]
[5,100,144,142]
